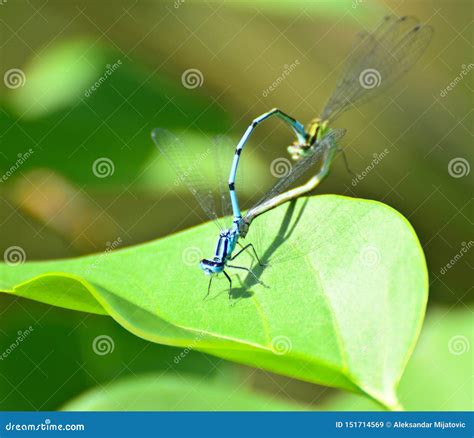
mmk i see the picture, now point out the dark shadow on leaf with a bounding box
[230,198,309,303]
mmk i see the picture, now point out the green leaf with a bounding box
[61,373,302,411]
[319,307,474,411]
[0,195,428,409]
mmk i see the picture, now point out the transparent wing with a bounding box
[321,15,433,121]
[246,128,346,218]
[152,128,230,229]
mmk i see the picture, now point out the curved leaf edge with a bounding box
[0,195,429,410]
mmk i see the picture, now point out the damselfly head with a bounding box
[200,258,224,275]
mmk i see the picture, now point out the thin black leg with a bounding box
[203,276,213,300]
[223,270,232,303]
[227,264,261,284]
[230,243,265,267]
[337,148,354,176]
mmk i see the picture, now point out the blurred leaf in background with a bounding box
[321,308,473,411]
[62,373,302,411]
[0,295,222,410]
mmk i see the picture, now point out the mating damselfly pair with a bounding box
[152,15,432,302]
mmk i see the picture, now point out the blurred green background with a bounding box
[0,0,472,410]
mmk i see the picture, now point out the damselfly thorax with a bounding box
[287,117,330,160]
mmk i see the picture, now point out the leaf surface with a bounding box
[0,195,428,409]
